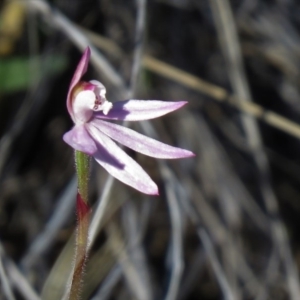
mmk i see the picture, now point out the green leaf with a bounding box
[0,55,68,93]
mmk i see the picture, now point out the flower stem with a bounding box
[75,150,90,202]
[68,151,91,300]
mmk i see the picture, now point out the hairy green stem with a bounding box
[75,150,90,202]
[68,150,91,300]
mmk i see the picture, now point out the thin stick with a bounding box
[107,222,149,300]
[21,176,77,270]
[140,121,236,300]
[88,175,114,249]
[1,245,41,300]
[0,251,15,300]
[143,55,300,139]
[25,0,126,93]
[208,1,300,299]
[25,0,300,140]
[160,164,184,300]
[121,201,153,300]
[129,0,147,96]
[91,265,122,300]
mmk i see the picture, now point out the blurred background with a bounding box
[1,0,300,299]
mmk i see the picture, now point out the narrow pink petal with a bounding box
[67,47,91,121]
[91,120,195,159]
[94,100,188,121]
[63,124,97,155]
[87,124,159,195]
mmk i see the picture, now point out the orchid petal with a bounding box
[91,120,195,159]
[67,47,91,121]
[94,100,187,121]
[63,124,97,155]
[87,124,159,195]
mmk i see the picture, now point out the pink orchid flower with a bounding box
[63,47,194,195]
